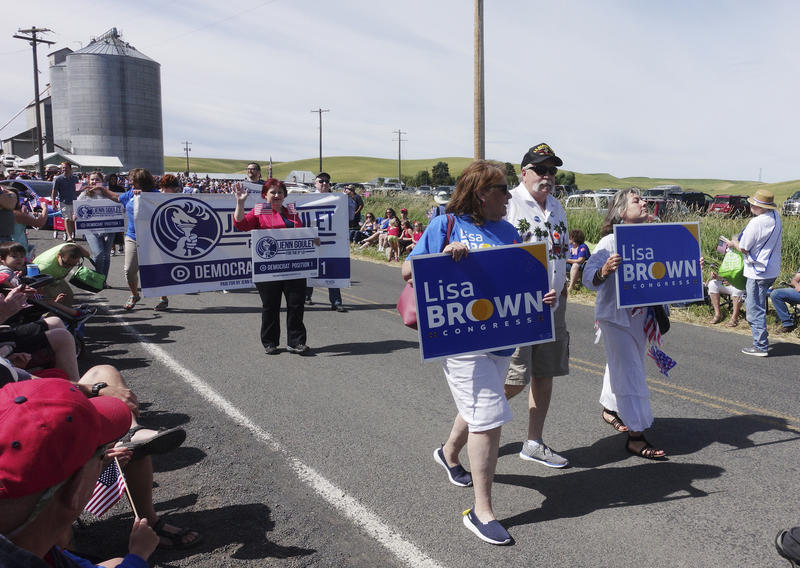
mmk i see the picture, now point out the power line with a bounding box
[13,27,54,178]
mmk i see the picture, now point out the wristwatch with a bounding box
[90,382,108,398]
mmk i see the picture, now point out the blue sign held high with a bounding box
[614,222,704,308]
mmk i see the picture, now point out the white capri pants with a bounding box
[442,353,513,433]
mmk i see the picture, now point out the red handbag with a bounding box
[397,215,454,329]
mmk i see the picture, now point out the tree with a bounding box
[377,177,385,187]
[431,161,453,186]
[401,174,415,188]
[505,162,519,187]
[555,170,576,187]
[415,169,431,187]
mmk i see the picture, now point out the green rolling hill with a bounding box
[164,156,800,201]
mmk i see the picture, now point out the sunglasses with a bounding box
[525,164,558,176]
[317,179,331,184]
[487,183,509,193]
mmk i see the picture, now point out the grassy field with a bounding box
[164,155,800,201]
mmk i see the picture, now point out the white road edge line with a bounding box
[114,314,446,568]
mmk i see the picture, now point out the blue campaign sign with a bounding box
[614,222,704,308]
[411,243,554,361]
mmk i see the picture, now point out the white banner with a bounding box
[134,192,350,297]
[251,227,319,282]
[74,198,125,236]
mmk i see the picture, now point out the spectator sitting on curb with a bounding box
[0,378,160,567]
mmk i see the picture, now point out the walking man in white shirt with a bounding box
[503,143,571,468]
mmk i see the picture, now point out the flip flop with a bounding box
[153,516,203,550]
[120,426,186,461]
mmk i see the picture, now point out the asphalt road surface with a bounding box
[29,232,799,567]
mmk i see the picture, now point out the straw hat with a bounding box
[747,189,777,210]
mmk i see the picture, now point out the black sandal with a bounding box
[153,516,203,550]
[120,426,186,461]
[626,434,667,460]
[602,409,629,432]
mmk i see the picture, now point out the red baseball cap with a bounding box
[0,379,131,499]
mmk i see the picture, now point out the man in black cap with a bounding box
[305,172,346,312]
[503,142,572,469]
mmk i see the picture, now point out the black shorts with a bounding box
[0,320,50,353]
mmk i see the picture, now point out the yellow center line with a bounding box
[571,356,800,431]
[341,291,399,317]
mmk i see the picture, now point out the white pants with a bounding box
[598,315,654,432]
[442,353,513,432]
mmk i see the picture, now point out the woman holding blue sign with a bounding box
[402,160,556,546]
[583,188,681,460]
[74,171,118,282]
[233,178,309,355]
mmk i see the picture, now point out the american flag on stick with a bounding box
[85,460,127,517]
[253,202,272,216]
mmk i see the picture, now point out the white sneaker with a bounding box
[519,440,569,468]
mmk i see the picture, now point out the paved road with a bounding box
[34,232,798,567]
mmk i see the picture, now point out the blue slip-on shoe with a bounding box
[462,508,511,545]
[433,446,472,487]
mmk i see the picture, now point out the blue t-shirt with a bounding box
[409,214,520,356]
[118,189,157,241]
[53,174,79,203]
[569,243,590,263]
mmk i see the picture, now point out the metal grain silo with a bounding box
[50,28,164,174]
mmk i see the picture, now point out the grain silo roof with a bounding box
[71,28,155,62]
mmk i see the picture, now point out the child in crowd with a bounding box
[0,241,83,317]
[386,217,401,262]
[398,220,414,251]
[566,228,591,292]
[406,221,424,253]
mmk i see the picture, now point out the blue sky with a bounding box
[2,0,798,182]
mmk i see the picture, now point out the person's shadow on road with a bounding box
[313,338,418,356]
[495,461,724,527]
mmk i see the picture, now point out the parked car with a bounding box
[707,194,751,217]
[781,190,800,216]
[677,191,714,213]
[565,193,609,215]
[415,185,433,195]
[433,185,455,196]
[643,186,682,199]
[1,154,20,168]
[644,198,690,220]
[595,188,619,196]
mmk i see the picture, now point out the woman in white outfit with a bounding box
[582,188,667,459]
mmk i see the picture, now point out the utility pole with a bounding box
[310,108,329,173]
[473,0,485,160]
[13,27,54,179]
[392,129,406,186]
[181,141,191,174]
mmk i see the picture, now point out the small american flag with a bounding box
[286,202,296,215]
[253,202,272,216]
[85,461,127,517]
[648,345,677,377]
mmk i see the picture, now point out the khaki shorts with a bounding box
[505,292,570,385]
